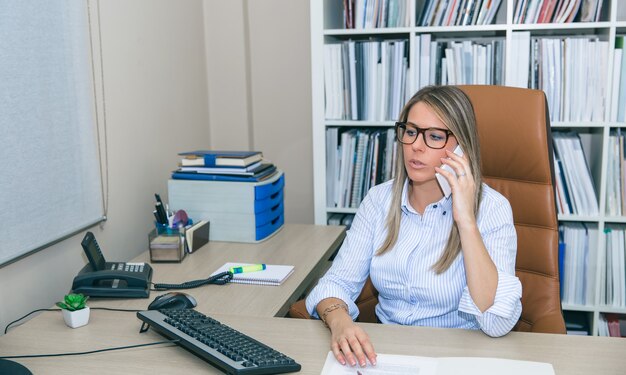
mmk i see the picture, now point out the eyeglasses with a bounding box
[395,122,453,149]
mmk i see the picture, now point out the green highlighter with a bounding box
[229,264,267,274]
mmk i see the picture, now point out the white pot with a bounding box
[62,306,90,328]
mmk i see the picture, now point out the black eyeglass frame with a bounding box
[394,121,454,149]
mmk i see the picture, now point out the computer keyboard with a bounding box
[137,309,301,374]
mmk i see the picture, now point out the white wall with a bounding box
[204,0,314,224]
[0,0,210,332]
[0,0,314,334]
[204,0,252,150]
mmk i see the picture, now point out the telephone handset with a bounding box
[435,145,464,198]
[71,232,153,298]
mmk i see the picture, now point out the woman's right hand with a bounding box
[327,313,377,367]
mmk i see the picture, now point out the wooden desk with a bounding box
[90,224,345,317]
[2,312,625,374]
[4,223,623,374]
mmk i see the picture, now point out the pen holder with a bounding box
[155,222,188,235]
[148,225,186,263]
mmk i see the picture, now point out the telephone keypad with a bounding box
[126,262,145,273]
[109,262,146,273]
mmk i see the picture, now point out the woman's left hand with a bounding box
[435,149,477,228]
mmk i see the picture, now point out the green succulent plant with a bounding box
[56,293,89,311]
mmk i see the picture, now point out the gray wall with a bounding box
[0,0,313,333]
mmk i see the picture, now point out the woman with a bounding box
[306,86,522,368]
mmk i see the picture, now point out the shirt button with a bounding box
[443,211,447,215]
[410,296,417,303]
[433,204,438,208]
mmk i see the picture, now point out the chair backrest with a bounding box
[459,85,565,333]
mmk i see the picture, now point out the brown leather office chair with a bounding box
[290,85,566,334]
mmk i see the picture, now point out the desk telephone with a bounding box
[71,232,153,298]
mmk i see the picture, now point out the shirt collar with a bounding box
[401,178,453,215]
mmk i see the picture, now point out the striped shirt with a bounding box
[306,179,522,337]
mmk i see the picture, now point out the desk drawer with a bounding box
[169,171,284,214]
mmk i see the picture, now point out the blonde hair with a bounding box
[376,86,483,274]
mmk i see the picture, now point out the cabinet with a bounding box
[311,0,626,335]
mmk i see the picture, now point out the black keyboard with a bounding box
[137,309,301,374]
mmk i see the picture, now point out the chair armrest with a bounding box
[288,299,312,319]
[353,277,379,323]
[287,278,380,321]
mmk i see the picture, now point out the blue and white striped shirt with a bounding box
[306,179,522,337]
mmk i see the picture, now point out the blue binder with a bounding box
[171,165,277,182]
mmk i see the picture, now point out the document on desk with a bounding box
[320,351,555,375]
[320,352,436,374]
[211,262,294,286]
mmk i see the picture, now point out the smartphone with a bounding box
[435,145,464,198]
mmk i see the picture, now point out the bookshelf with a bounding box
[311,0,626,336]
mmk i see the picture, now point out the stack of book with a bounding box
[601,226,626,308]
[513,0,605,24]
[168,150,284,243]
[558,223,595,306]
[598,313,625,337]
[326,128,397,208]
[419,0,503,26]
[172,150,279,182]
[342,0,410,29]
[552,132,599,216]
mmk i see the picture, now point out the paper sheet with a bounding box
[320,351,555,375]
[320,352,438,375]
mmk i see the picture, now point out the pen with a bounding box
[229,264,266,274]
[155,203,167,224]
[153,210,160,223]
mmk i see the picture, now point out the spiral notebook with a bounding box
[211,262,294,286]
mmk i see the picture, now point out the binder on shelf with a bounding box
[168,171,285,243]
[558,237,565,300]
[552,132,599,216]
[603,226,626,308]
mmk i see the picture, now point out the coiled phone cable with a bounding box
[151,271,233,291]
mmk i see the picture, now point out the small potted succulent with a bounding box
[57,293,90,328]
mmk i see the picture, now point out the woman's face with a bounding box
[402,102,458,187]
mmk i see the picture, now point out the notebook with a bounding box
[184,220,209,253]
[211,262,294,286]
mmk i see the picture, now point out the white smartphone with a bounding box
[435,145,464,198]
